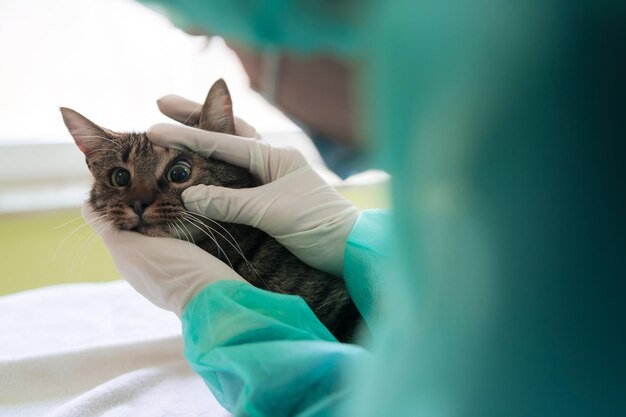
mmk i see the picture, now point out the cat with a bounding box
[60,79,362,342]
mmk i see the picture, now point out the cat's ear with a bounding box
[60,107,111,155]
[198,79,236,135]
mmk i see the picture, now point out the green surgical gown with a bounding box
[141,0,626,415]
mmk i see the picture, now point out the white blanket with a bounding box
[0,281,229,417]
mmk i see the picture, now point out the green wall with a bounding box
[0,209,121,296]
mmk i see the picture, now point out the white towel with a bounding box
[0,281,229,417]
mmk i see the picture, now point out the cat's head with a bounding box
[61,79,251,238]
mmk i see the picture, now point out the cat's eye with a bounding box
[110,168,131,187]
[166,161,191,183]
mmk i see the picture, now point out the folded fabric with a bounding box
[0,281,228,417]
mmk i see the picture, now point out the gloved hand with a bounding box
[149,95,360,277]
[82,204,247,317]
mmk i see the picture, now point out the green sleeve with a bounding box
[181,280,369,416]
[343,209,392,325]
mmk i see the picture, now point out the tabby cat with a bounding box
[60,79,361,342]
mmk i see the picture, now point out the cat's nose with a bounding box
[129,197,154,217]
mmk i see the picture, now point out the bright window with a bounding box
[0,0,297,145]
[0,0,318,213]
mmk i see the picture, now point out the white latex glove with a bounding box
[82,204,246,317]
[149,95,360,277]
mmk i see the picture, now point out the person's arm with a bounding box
[180,210,390,415]
[181,281,368,416]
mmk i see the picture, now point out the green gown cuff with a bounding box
[181,280,368,416]
[343,209,392,325]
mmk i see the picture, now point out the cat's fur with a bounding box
[60,79,362,342]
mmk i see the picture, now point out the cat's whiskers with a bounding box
[180,214,234,270]
[107,138,132,154]
[79,134,124,147]
[72,218,116,281]
[179,213,228,261]
[87,155,121,165]
[92,217,117,236]
[85,148,123,163]
[168,220,183,242]
[184,211,246,256]
[54,220,93,272]
[81,136,126,154]
[52,215,85,231]
[182,212,251,264]
[171,222,183,241]
[172,221,191,247]
[167,222,175,239]
[183,211,260,276]
[177,218,196,246]
[58,215,111,284]
[57,214,107,248]
[182,212,263,283]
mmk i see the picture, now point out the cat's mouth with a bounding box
[129,218,169,237]
[131,222,170,237]
[124,214,194,239]
[130,216,147,232]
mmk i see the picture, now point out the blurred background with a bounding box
[0,0,388,295]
